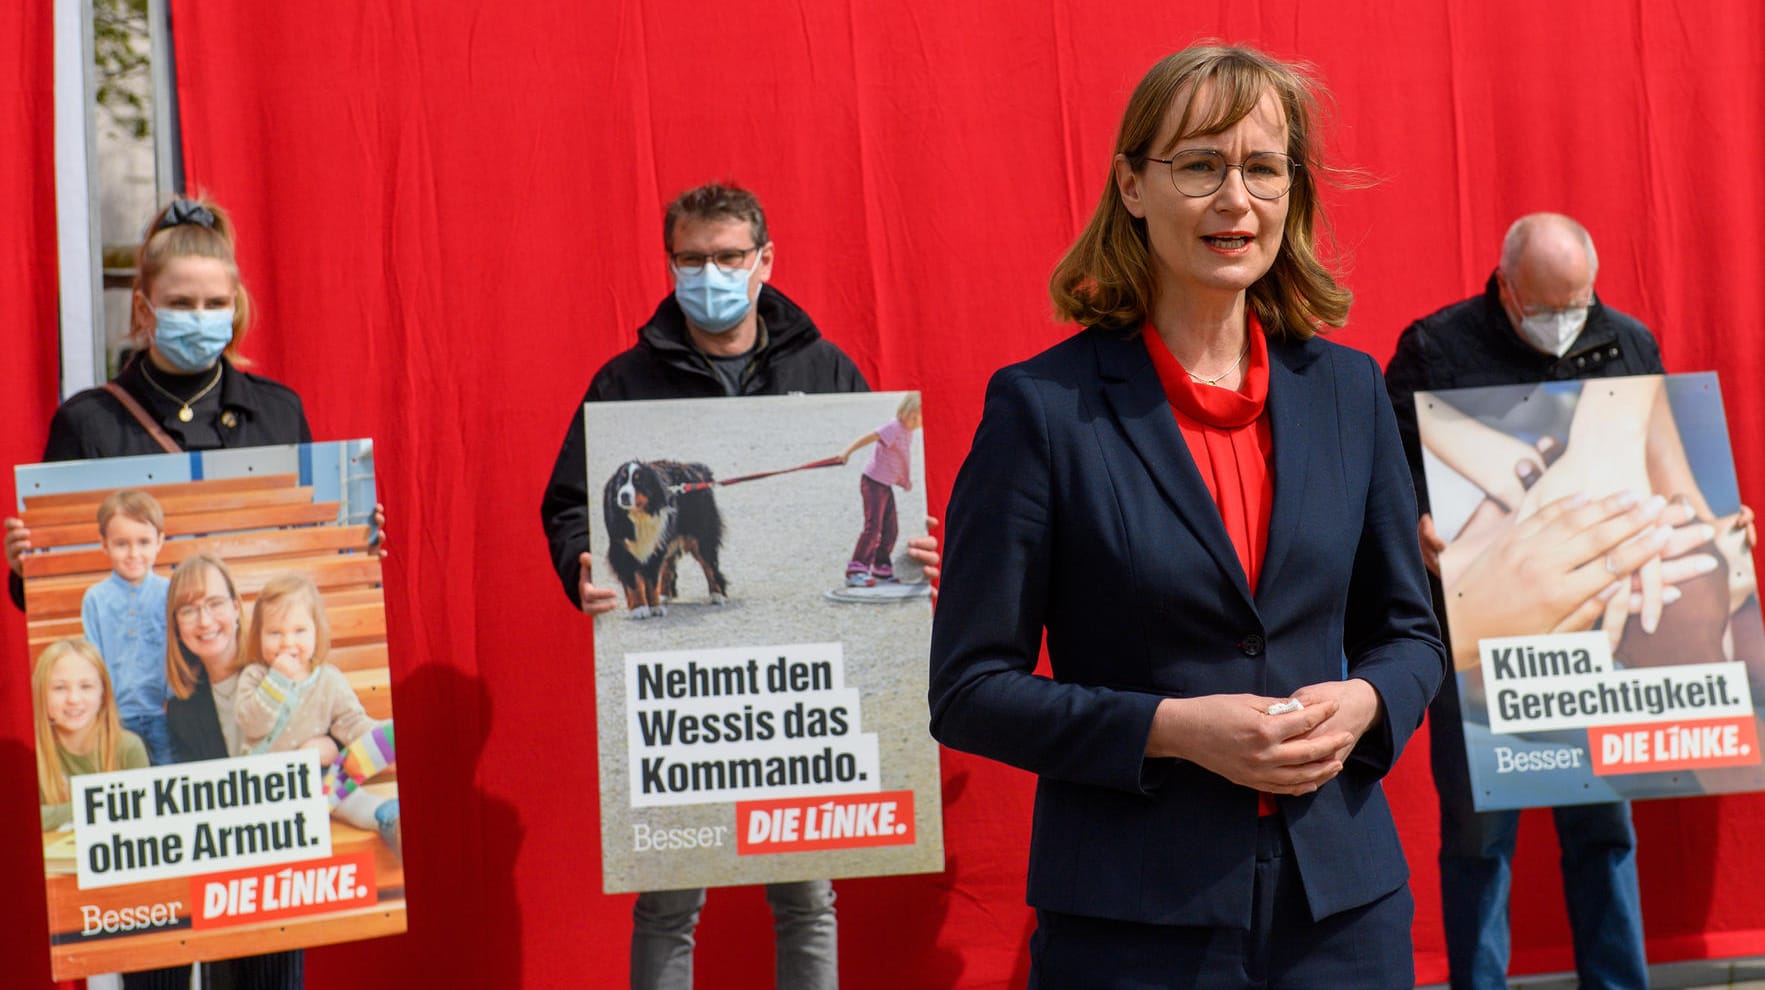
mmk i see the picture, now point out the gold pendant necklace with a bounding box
[141,363,223,422]
[1184,337,1251,387]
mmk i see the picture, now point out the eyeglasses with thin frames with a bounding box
[1142,149,1299,201]
[670,245,761,274]
[175,595,235,624]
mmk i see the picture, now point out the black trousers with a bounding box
[1028,817,1414,990]
[122,950,303,990]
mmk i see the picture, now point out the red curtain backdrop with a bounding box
[4,1,1762,986]
[0,3,64,985]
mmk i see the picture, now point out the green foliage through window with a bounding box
[94,0,151,140]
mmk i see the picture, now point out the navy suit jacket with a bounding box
[929,326,1445,928]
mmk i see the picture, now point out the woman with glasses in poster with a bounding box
[929,45,1448,987]
[161,552,315,986]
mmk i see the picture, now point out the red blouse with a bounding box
[1141,313,1278,815]
[1140,313,1274,591]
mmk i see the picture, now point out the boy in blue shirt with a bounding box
[80,490,174,765]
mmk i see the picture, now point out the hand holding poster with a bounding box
[1417,374,1764,810]
[586,393,943,893]
[15,441,406,979]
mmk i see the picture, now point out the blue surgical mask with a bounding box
[152,309,235,371]
[673,259,757,334]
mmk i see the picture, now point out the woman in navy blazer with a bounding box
[929,46,1446,988]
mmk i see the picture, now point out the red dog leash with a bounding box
[668,456,844,495]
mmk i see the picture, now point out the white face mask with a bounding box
[1517,307,1588,357]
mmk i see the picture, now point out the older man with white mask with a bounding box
[1386,213,1660,990]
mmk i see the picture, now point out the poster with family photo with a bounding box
[585,392,944,894]
[1416,373,1764,811]
[13,440,405,980]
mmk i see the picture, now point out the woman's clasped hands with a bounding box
[1146,678,1384,795]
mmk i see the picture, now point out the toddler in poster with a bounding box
[78,490,174,765]
[35,638,149,830]
[840,393,922,587]
[236,573,402,853]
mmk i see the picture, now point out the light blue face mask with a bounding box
[673,259,757,334]
[153,308,235,372]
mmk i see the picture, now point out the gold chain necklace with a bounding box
[1183,337,1251,387]
[140,363,223,422]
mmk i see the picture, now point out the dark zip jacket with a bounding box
[1385,271,1663,517]
[539,285,868,606]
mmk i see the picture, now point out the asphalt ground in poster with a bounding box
[585,393,943,893]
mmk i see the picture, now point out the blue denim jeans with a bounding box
[631,881,837,989]
[123,711,176,767]
[1431,673,1647,990]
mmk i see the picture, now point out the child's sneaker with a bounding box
[845,572,876,588]
[375,798,402,858]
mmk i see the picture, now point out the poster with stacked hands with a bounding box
[586,392,944,892]
[1416,374,1764,810]
[14,440,405,979]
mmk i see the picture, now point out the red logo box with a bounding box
[190,850,378,930]
[736,791,916,854]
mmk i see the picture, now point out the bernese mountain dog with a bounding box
[602,459,730,618]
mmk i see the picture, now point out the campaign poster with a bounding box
[14,441,405,979]
[585,392,944,893]
[1416,374,1764,810]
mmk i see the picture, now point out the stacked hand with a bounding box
[1439,491,1693,668]
[1419,374,1751,665]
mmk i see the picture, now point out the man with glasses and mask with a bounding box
[541,182,927,989]
[1385,212,1660,990]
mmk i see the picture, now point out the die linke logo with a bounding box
[1588,717,1761,776]
[737,791,915,854]
[192,851,378,930]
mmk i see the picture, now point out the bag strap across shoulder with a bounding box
[100,381,183,454]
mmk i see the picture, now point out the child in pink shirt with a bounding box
[840,394,921,586]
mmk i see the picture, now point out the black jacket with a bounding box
[166,669,233,762]
[539,285,868,606]
[1384,272,1664,515]
[44,355,311,460]
[11,356,311,607]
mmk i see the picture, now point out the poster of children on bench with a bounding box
[13,440,404,980]
[585,392,944,893]
[1415,373,1765,811]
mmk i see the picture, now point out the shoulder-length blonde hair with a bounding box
[34,638,126,807]
[165,553,244,699]
[243,573,332,672]
[1050,44,1351,339]
[131,194,254,365]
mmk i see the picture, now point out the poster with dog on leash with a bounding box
[584,392,944,894]
[12,441,405,980]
